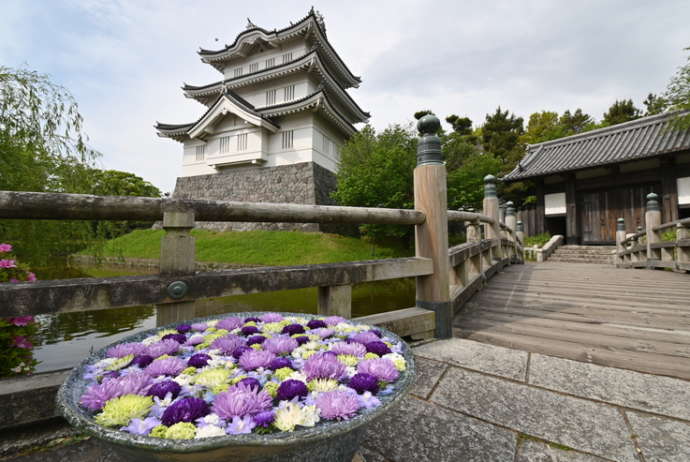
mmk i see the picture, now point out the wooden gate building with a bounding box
[504,111,690,244]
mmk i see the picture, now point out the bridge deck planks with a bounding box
[454,262,690,380]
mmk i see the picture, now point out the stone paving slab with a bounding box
[363,395,516,462]
[529,353,690,421]
[627,412,690,462]
[410,356,447,399]
[430,366,638,462]
[516,439,612,461]
[414,338,528,381]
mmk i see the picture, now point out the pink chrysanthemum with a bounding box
[315,390,361,420]
[238,349,276,371]
[350,331,380,345]
[357,358,399,382]
[79,372,152,411]
[107,342,148,358]
[310,328,334,339]
[212,383,273,419]
[211,334,246,355]
[259,313,283,323]
[144,357,186,377]
[146,339,180,358]
[303,352,346,380]
[216,317,243,331]
[190,322,208,332]
[330,341,367,357]
[323,316,346,326]
[263,335,298,355]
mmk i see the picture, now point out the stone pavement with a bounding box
[361,338,690,462]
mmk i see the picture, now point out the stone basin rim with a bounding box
[56,311,415,454]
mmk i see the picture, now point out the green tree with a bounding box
[520,111,565,145]
[88,169,160,197]
[447,153,502,211]
[414,110,433,120]
[559,109,595,134]
[601,99,641,126]
[481,107,524,171]
[664,47,690,128]
[643,93,669,116]
[445,114,473,135]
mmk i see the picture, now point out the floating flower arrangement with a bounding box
[78,314,408,440]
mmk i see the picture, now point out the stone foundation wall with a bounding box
[173,162,339,232]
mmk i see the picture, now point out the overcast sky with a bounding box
[2,0,689,193]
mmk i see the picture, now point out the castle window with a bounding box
[237,133,248,151]
[265,57,275,68]
[219,136,231,153]
[266,89,277,106]
[233,67,243,78]
[284,85,295,102]
[282,52,293,63]
[195,145,205,161]
[249,62,259,73]
[281,130,294,149]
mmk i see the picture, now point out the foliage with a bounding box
[664,47,690,128]
[0,243,38,377]
[524,232,552,248]
[643,93,669,116]
[82,229,410,266]
[481,107,524,171]
[559,109,595,134]
[520,109,596,146]
[445,114,473,135]
[447,153,502,211]
[413,110,433,120]
[601,99,641,126]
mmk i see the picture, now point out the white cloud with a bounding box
[1,0,689,193]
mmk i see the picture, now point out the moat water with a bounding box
[30,264,415,373]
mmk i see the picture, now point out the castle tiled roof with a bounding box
[504,110,690,181]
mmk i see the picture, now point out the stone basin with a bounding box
[56,312,416,462]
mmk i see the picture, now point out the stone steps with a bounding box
[548,245,615,264]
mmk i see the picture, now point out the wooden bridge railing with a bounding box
[615,192,690,272]
[0,115,523,430]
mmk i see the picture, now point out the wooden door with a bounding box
[581,191,600,243]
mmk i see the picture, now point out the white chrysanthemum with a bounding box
[300,405,320,427]
[288,371,308,383]
[383,353,407,371]
[199,413,223,426]
[304,341,321,351]
[141,335,161,345]
[308,378,339,393]
[345,366,357,378]
[195,424,225,439]
[95,357,118,369]
[207,320,219,327]
[274,402,303,432]
[173,374,194,387]
[207,358,230,369]
[292,317,309,325]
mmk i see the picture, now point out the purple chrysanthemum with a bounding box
[323,316,346,326]
[238,377,261,391]
[80,372,153,411]
[269,357,292,371]
[351,331,381,345]
[212,383,272,419]
[252,410,275,427]
[315,390,361,420]
[161,397,210,426]
[216,317,243,331]
[187,353,211,368]
[191,322,208,332]
[186,335,205,346]
[232,345,253,360]
[226,415,256,435]
[102,371,120,381]
[129,355,154,368]
[294,336,309,346]
[144,357,187,377]
[365,341,391,356]
[259,313,283,323]
[122,416,160,436]
[241,325,260,336]
[357,358,399,382]
[281,323,305,335]
[264,335,298,355]
[107,342,148,358]
[238,349,276,371]
[348,373,380,395]
[330,342,367,357]
[371,330,383,338]
[147,380,182,399]
[146,339,180,358]
[276,379,308,401]
[303,353,346,380]
[307,319,327,329]
[162,333,187,344]
[247,335,266,346]
[211,335,246,355]
[176,324,192,334]
[310,328,334,339]
[244,317,261,323]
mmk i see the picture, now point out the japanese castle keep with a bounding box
[156,10,368,231]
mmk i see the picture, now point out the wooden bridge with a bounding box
[1,115,689,461]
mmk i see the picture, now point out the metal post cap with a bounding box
[616,217,625,231]
[646,192,660,211]
[167,281,189,299]
[484,175,497,198]
[416,114,443,166]
[516,220,524,231]
[506,201,516,216]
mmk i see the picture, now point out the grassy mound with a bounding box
[83,229,410,266]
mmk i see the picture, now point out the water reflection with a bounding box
[32,266,415,373]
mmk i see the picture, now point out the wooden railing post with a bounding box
[645,193,661,262]
[413,115,451,339]
[317,285,352,318]
[678,223,690,271]
[156,202,196,326]
[482,175,502,261]
[516,220,525,245]
[466,219,482,281]
[505,201,516,261]
[615,217,626,267]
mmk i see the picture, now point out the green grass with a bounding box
[524,232,552,248]
[82,229,411,266]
